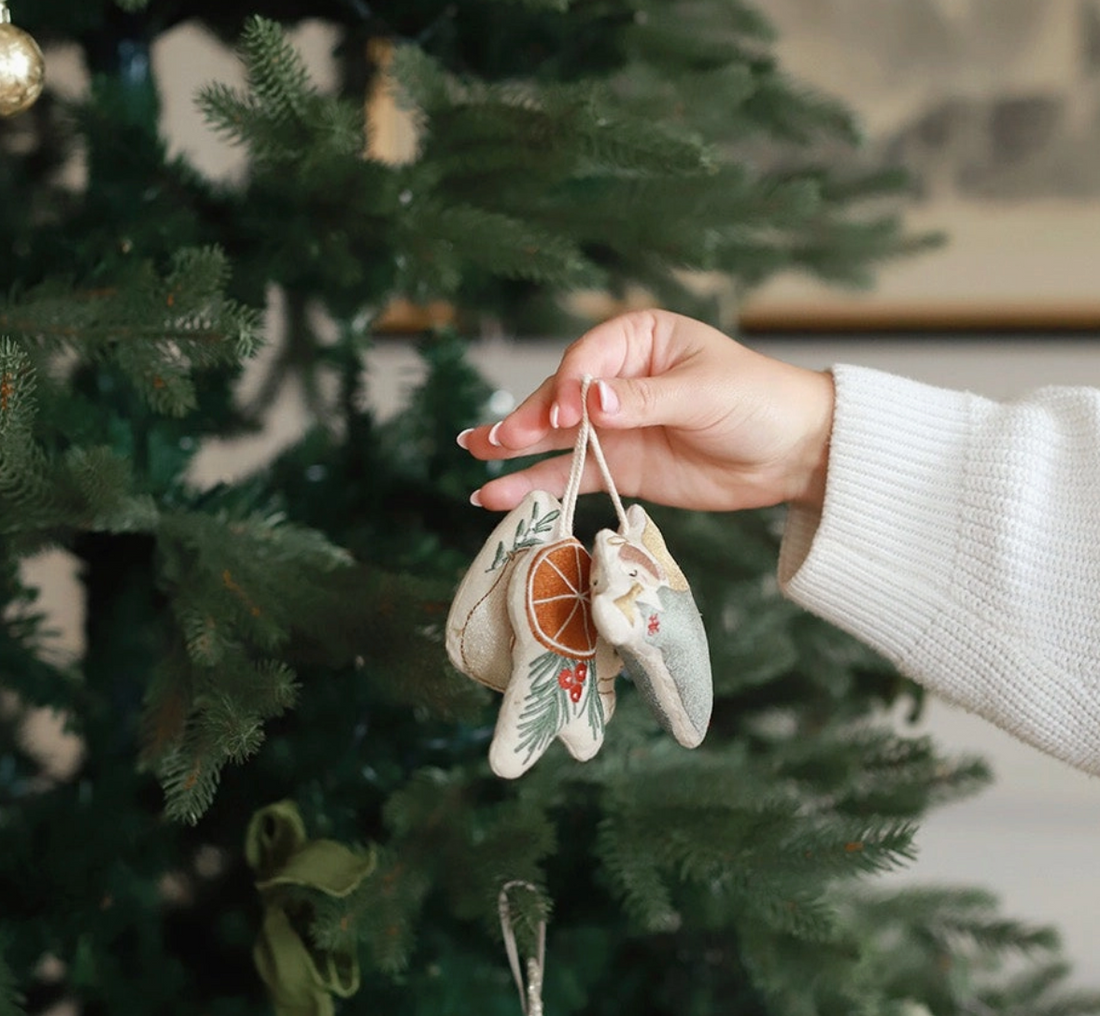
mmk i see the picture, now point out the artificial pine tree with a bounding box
[0,2,1096,1014]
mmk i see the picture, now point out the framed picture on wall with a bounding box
[740,0,1100,332]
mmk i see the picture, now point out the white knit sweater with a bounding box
[779,365,1100,776]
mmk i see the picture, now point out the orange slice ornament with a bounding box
[525,539,598,661]
[489,535,617,780]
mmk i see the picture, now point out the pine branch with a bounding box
[156,736,223,826]
[854,885,1061,957]
[399,201,598,290]
[0,248,261,417]
[61,447,159,533]
[979,963,1100,1016]
[197,19,363,166]
[351,846,432,974]
[0,340,56,523]
[153,655,299,823]
[441,801,555,943]
[139,650,192,766]
[158,507,353,659]
[237,15,316,125]
[0,950,24,1016]
[0,389,159,539]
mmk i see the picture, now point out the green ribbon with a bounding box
[246,800,375,1016]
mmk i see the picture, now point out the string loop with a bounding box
[560,375,629,535]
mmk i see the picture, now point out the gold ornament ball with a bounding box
[0,22,45,118]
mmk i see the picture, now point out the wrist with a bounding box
[787,369,835,513]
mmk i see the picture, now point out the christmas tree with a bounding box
[0,2,1096,1014]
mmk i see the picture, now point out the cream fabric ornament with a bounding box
[590,504,712,748]
[450,375,711,776]
[446,491,564,692]
[447,397,618,778]
[488,403,619,779]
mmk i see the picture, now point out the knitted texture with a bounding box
[780,365,1100,775]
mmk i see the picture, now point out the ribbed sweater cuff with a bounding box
[778,365,977,669]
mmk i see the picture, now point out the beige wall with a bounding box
[748,0,1100,327]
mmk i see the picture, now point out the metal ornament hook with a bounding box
[498,880,547,1016]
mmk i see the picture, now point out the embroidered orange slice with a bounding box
[525,538,598,660]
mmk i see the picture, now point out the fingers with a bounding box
[460,309,705,457]
[471,452,613,512]
[550,310,732,433]
[457,373,559,458]
[549,310,667,429]
[456,309,738,512]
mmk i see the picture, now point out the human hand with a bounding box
[457,309,835,515]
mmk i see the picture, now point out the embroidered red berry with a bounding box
[569,684,583,703]
[647,614,660,636]
[575,662,588,683]
[557,666,574,690]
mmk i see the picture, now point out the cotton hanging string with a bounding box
[560,374,629,536]
[498,880,547,1016]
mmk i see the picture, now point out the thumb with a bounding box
[586,373,695,431]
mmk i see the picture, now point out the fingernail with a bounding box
[456,428,473,449]
[597,380,620,415]
[488,422,503,447]
[549,403,561,429]
[469,490,483,507]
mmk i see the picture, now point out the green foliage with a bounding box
[0,951,24,1016]
[0,248,261,416]
[199,16,364,163]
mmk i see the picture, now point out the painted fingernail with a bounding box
[456,428,473,449]
[488,422,503,447]
[597,379,620,415]
[469,489,483,507]
[549,402,561,429]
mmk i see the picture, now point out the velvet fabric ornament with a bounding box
[590,504,712,748]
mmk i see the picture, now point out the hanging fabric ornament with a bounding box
[585,389,713,748]
[447,481,619,776]
[488,385,621,778]
[451,375,711,773]
[447,490,565,693]
[0,2,44,118]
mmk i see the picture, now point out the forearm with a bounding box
[779,365,1100,775]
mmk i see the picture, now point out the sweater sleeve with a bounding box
[778,364,1100,776]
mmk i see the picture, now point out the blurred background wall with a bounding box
[746,0,1100,331]
[29,10,1100,990]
